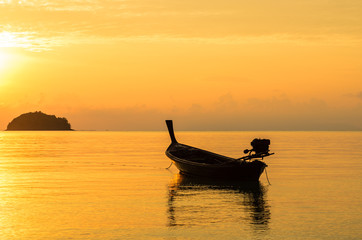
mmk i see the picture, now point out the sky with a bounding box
[0,0,361,130]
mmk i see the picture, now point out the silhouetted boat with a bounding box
[165,120,274,181]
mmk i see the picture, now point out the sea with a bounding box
[0,131,361,239]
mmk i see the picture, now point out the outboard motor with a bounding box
[244,138,270,155]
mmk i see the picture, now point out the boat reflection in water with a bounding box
[167,173,271,230]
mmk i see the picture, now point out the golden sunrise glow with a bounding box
[0,33,18,74]
[0,0,361,130]
[0,50,13,79]
[0,48,25,86]
[0,50,6,70]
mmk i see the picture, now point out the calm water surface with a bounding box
[0,131,361,239]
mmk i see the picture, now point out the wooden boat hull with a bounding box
[166,143,267,181]
[172,158,266,181]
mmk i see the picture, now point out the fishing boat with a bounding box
[165,120,274,181]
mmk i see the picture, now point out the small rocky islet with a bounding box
[6,111,73,131]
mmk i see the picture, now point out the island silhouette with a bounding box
[6,111,73,131]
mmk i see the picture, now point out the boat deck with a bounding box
[168,144,235,165]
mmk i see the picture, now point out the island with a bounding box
[6,111,73,131]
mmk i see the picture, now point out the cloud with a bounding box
[1,0,362,52]
[4,30,359,54]
[214,93,238,112]
[358,91,362,99]
[3,25,361,52]
[0,30,74,51]
[343,91,362,100]
[52,94,362,131]
[1,94,361,131]
[1,0,104,11]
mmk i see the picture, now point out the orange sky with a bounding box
[0,0,361,130]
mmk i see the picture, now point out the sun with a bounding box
[0,49,17,86]
[0,50,10,72]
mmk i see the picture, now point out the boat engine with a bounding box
[244,138,270,155]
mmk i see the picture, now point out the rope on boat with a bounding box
[265,167,271,185]
[166,161,173,169]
